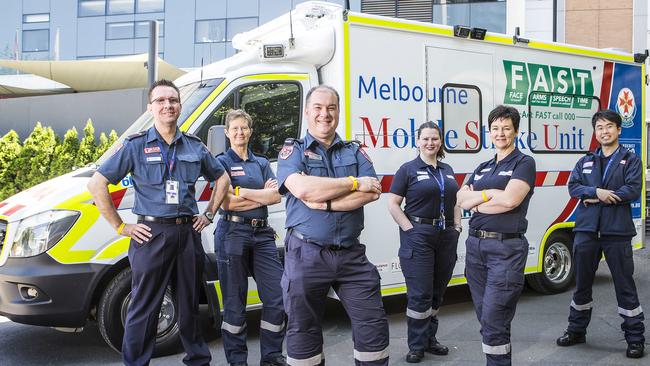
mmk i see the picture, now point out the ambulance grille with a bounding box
[361,0,434,23]
[0,220,6,253]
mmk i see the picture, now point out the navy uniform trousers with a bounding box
[123,221,211,366]
[465,235,528,366]
[215,220,285,364]
[282,233,390,366]
[399,225,459,352]
[568,232,645,343]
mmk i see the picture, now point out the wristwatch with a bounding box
[203,211,215,223]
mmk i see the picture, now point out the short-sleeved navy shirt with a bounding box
[390,156,459,220]
[98,126,225,217]
[466,148,536,233]
[276,132,376,247]
[217,148,275,219]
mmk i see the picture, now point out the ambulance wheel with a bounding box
[527,232,574,294]
[97,268,181,357]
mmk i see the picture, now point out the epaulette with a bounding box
[344,139,362,147]
[183,132,202,142]
[125,131,146,140]
[283,138,301,146]
[346,140,372,163]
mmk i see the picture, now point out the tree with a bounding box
[0,130,23,200]
[13,122,58,192]
[50,127,80,178]
[94,129,119,161]
[76,119,96,167]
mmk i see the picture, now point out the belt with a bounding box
[468,228,524,241]
[137,215,193,225]
[407,214,454,227]
[222,214,268,228]
[291,229,346,251]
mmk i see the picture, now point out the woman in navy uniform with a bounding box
[387,122,461,363]
[213,109,286,366]
[457,105,536,366]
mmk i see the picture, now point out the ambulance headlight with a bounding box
[10,210,80,257]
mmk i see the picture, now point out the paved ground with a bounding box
[1,248,648,366]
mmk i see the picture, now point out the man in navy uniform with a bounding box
[277,85,389,365]
[556,109,645,359]
[88,79,230,366]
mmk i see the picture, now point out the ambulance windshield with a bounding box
[96,78,223,165]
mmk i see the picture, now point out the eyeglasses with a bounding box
[151,97,180,105]
[229,126,251,132]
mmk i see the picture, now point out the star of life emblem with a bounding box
[616,88,636,128]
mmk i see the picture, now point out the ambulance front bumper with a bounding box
[0,253,107,327]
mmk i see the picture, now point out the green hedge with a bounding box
[0,119,118,201]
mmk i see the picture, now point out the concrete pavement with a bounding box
[0,248,648,365]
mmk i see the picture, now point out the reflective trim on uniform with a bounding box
[260,320,285,333]
[570,300,593,311]
[221,321,246,334]
[431,307,439,317]
[287,353,323,366]
[482,342,511,355]
[406,307,433,320]
[353,347,389,362]
[618,305,644,317]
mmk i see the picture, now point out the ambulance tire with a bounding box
[526,232,575,294]
[98,268,182,357]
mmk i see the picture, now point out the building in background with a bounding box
[0,0,361,72]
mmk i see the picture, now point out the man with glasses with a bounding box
[88,79,231,366]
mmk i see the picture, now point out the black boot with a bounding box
[556,331,586,346]
[405,350,424,363]
[626,343,645,359]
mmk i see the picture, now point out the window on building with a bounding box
[137,0,164,13]
[107,0,135,15]
[106,22,135,39]
[23,29,49,52]
[79,0,106,16]
[23,13,50,23]
[136,20,165,38]
[195,19,226,43]
[226,18,258,41]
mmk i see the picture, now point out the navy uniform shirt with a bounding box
[467,148,536,233]
[98,126,225,217]
[389,156,459,221]
[217,148,275,219]
[568,146,641,236]
[277,132,376,247]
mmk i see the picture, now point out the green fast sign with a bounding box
[503,60,594,109]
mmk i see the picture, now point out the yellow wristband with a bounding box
[481,190,489,202]
[235,186,240,196]
[117,223,125,235]
[348,176,358,191]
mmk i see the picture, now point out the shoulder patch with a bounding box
[279,138,301,160]
[125,131,146,140]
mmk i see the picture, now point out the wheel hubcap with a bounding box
[120,290,177,338]
[543,241,571,284]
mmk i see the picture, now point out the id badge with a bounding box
[165,179,179,204]
[440,212,446,230]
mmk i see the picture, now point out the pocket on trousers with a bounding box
[506,270,525,289]
[398,246,413,259]
[624,244,633,258]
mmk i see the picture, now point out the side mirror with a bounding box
[207,125,227,156]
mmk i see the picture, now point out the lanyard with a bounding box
[601,146,620,182]
[156,140,177,180]
[428,166,445,225]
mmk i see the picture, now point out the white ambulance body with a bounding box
[0,1,645,354]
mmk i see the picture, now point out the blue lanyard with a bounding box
[156,140,177,180]
[428,166,445,221]
[601,146,620,182]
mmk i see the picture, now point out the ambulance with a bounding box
[0,1,645,355]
